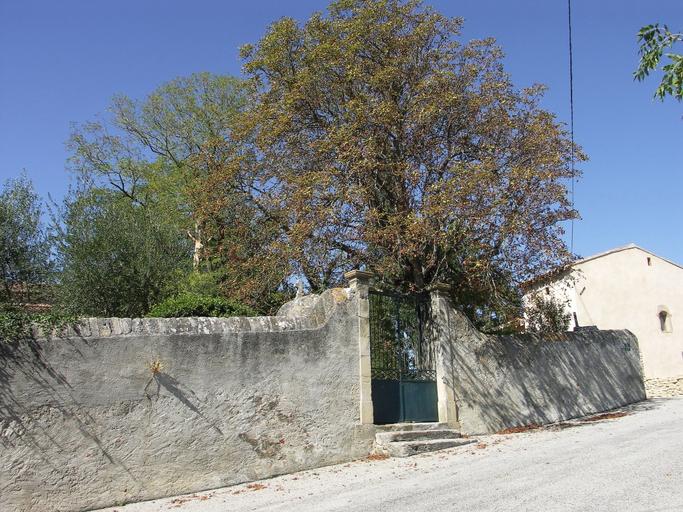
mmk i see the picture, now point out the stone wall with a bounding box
[432,291,647,434]
[0,288,373,512]
[645,376,683,397]
[0,278,650,512]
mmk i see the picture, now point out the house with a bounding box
[522,243,683,397]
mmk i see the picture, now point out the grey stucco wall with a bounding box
[433,294,646,434]
[1,284,649,511]
[0,288,373,512]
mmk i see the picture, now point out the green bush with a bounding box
[0,304,77,343]
[162,270,225,300]
[147,293,257,318]
[525,294,571,334]
[56,189,192,318]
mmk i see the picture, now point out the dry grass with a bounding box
[147,358,164,375]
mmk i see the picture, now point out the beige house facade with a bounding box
[523,244,683,397]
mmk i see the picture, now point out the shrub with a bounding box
[56,190,192,318]
[147,293,257,318]
[525,294,571,334]
[0,304,77,343]
[0,173,53,304]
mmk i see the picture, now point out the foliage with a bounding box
[0,173,53,304]
[158,266,292,316]
[256,288,297,316]
[634,23,683,101]
[69,72,248,194]
[55,188,192,317]
[455,264,522,333]
[63,72,285,313]
[165,269,225,298]
[525,293,571,335]
[147,292,256,318]
[0,303,77,343]
[215,0,583,328]
[68,72,250,271]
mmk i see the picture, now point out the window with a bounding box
[658,309,673,333]
[647,257,652,266]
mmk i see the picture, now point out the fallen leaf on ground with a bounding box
[246,483,267,491]
[366,452,389,461]
[580,412,629,422]
[497,423,542,434]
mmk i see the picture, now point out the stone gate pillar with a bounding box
[344,270,375,425]
[430,284,460,428]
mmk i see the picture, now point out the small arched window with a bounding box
[658,309,673,333]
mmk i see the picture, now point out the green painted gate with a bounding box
[369,291,438,424]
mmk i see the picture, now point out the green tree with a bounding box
[55,188,191,317]
[66,72,292,314]
[63,73,287,312]
[525,293,571,335]
[220,0,582,328]
[634,23,683,101]
[68,72,249,270]
[0,173,52,305]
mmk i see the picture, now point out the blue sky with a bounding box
[1,0,681,264]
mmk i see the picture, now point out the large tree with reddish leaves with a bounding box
[207,0,584,327]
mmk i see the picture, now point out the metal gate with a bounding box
[369,290,438,424]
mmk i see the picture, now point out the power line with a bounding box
[568,0,576,254]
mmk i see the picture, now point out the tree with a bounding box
[634,24,683,101]
[220,0,582,327]
[55,187,191,317]
[0,173,52,305]
[66,73,294,314]
[525,293,571,335]
[68,72,249,270]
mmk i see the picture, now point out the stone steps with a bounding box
[375,428,462,444]
[374,423,476,457]
[375,422,449,432]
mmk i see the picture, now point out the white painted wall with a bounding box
[524,245,683,380]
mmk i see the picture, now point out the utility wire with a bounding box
[568,0,576,254]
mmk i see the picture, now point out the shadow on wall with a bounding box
[0,291,369,512]
[0,337,143,505]
[0,335,223,504]
[0,338,99,453]
[145,371,224,435]
[435,305,647,434]
[0,338,141,485]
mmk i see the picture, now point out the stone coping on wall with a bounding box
[32,287,353,340]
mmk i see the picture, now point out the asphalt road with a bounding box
[100,398,683,512]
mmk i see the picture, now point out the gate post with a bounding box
[345,270,375,425]
[430,284,460,428]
